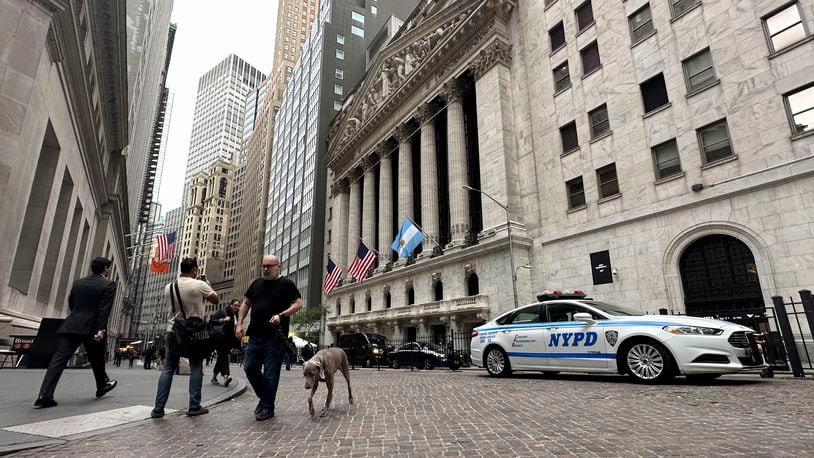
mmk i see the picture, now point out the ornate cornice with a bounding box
[471,39,512,79]
[32,0,68,13]
[330,178,349,197]
[394,123,413,143]
[362,154,378,171]
[440,79,467,103]
[415,102,438,122]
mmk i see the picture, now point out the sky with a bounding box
[157,0,278,213]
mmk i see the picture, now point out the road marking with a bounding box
[2,406,178,438]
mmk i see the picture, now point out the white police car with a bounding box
[470,291,767,383]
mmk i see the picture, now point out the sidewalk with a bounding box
[0,362,246,454]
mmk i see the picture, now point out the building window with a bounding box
[670,0,700,18]
[549,21,566,52]
[371,5,377,15]
[575,1,594,32]
[351,25,364,38]
[682,48,717,93]
[351,11,365,23]
[763,3,808,53]
[596,163,620,199]
[560,121,579,154]
[652,139,682,179]
[589,104,610,138]
[335,68,344,79]
[336,49,344,60]
[697,119,734,164]
[336,34,345,44]
[333,100,343,111]
[580,41,601,74]
[553,61,571,92]
[545,0,557,7]
[640,73,670,114]
[784,83,814,135]
[629,3,654,43]
[335,84,343,95]
[566,176,585,209]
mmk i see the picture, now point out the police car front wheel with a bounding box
[623,340,674,383]
[485,347,511,377]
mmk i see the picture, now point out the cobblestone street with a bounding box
[11,368,814,457]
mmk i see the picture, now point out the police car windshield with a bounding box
[580,300,640,316]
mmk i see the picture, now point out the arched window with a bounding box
[350,298,355,314]
[366,295,372,311]
[434,281,443,301]
[385,292,391,309]
[407,287,415,305]
[335,300,341,316]
[467,273,480,295]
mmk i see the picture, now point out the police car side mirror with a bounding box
[573,312,596,324]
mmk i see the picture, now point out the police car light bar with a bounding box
[536,289,589,301]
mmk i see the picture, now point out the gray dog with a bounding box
[303,348,354,417]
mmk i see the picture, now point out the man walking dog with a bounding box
[235,255,303,421]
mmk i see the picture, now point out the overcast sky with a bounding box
[157,0,278,213]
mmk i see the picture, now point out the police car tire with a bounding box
[485,347,511,378]
[622,339,675,383]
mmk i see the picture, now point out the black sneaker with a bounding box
[150,408,164,418]
[254,408,273,421]
[185,407,209,416]
[210,376,220,385]
[223,375,232,388]
[33,397,58,409]
[95,380,117,398]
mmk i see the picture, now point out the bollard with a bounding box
[771,296,805,378]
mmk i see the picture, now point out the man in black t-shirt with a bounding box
[235,255,303,421]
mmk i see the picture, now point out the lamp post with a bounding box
[463,185,519,309]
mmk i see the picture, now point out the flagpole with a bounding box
[403,216,444,250]
[358,237,382,256]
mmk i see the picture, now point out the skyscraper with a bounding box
[263,0,420,309]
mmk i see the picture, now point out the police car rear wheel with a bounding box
[624,341,674,383]
[485,347,511,377]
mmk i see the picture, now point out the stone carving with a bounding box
[441,79,467,103]
[405,278,413,288]
[432,271,442,282]
[394,124,413,143]
[330,178,349,196]
[362,154,378,171]
[471,39,513,79]
[416,102,438,122]
[382,284,390,294]
[464,263,475,273]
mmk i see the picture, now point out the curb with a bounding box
[0,377,248,456]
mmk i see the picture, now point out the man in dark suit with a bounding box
[34,257,118,408]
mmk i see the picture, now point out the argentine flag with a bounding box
[391,218,425,258]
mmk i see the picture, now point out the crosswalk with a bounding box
[3,406,178,438]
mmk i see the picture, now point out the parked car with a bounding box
[338,332,392,367]
[470,291,768,383]
[388,342,452,369]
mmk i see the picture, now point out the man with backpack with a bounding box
[151,258,219,418]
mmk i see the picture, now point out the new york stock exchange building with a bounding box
[321,0,814,345]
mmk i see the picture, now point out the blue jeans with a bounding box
[243,336,285,411]
[154,332,203,411]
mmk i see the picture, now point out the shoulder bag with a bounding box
[169,281,217,359]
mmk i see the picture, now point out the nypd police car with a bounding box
[470,291,767,383]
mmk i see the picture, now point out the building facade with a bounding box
[264,0,421,311]
[0,0,131,344]
[323,0,814,343]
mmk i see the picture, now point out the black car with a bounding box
[388,342,450,369]
[338,332,392,367]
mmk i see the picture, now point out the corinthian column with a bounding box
[417,103,439,255]
[443,79,470,248]
[361,155,377,252]
[347,167,362,268]
[332,179,350,272]
[395,124,414,223]
[377,142,394,267]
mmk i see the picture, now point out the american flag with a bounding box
[348,241,377,282]
[156,231,176,262]
[324,258,343,295]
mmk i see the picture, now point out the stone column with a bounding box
[395,124,414,223]
[330,179,350,273]
[361,155,377,252]
[377,142,394,267]
[443,79,470,249]
[347,167,362,269]
[417,103,440,256]
[471,40,520,233]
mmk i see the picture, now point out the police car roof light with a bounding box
[536,289,589,301]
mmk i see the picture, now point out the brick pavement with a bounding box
[11,368,814,457]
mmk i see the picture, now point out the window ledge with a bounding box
[790,129,814,141]
[581,65,602,79]
[685,79,721,99]
[553,84,572,97]
[630,30,657,48]
[642,103,672,119]
[567,204,587,214]
[768,36,814,60]
[670,1,702,23]
[576,22,595,38]
[544,0,557,12]
[561,146,581,157]
[654,171,685,185]
[597,193,622,204]
[701,154,738,170]
[549,44,566,57]
[589,130,613,144]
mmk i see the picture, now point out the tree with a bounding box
[291,304,328,342]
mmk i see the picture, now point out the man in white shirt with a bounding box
[151,258,219,418]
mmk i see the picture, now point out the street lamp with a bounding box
[462,185,519,309]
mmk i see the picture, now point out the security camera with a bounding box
[612,268,618,276]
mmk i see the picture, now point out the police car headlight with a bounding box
[663,325,723,336]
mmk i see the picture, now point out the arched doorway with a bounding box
[679,234,766,329]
